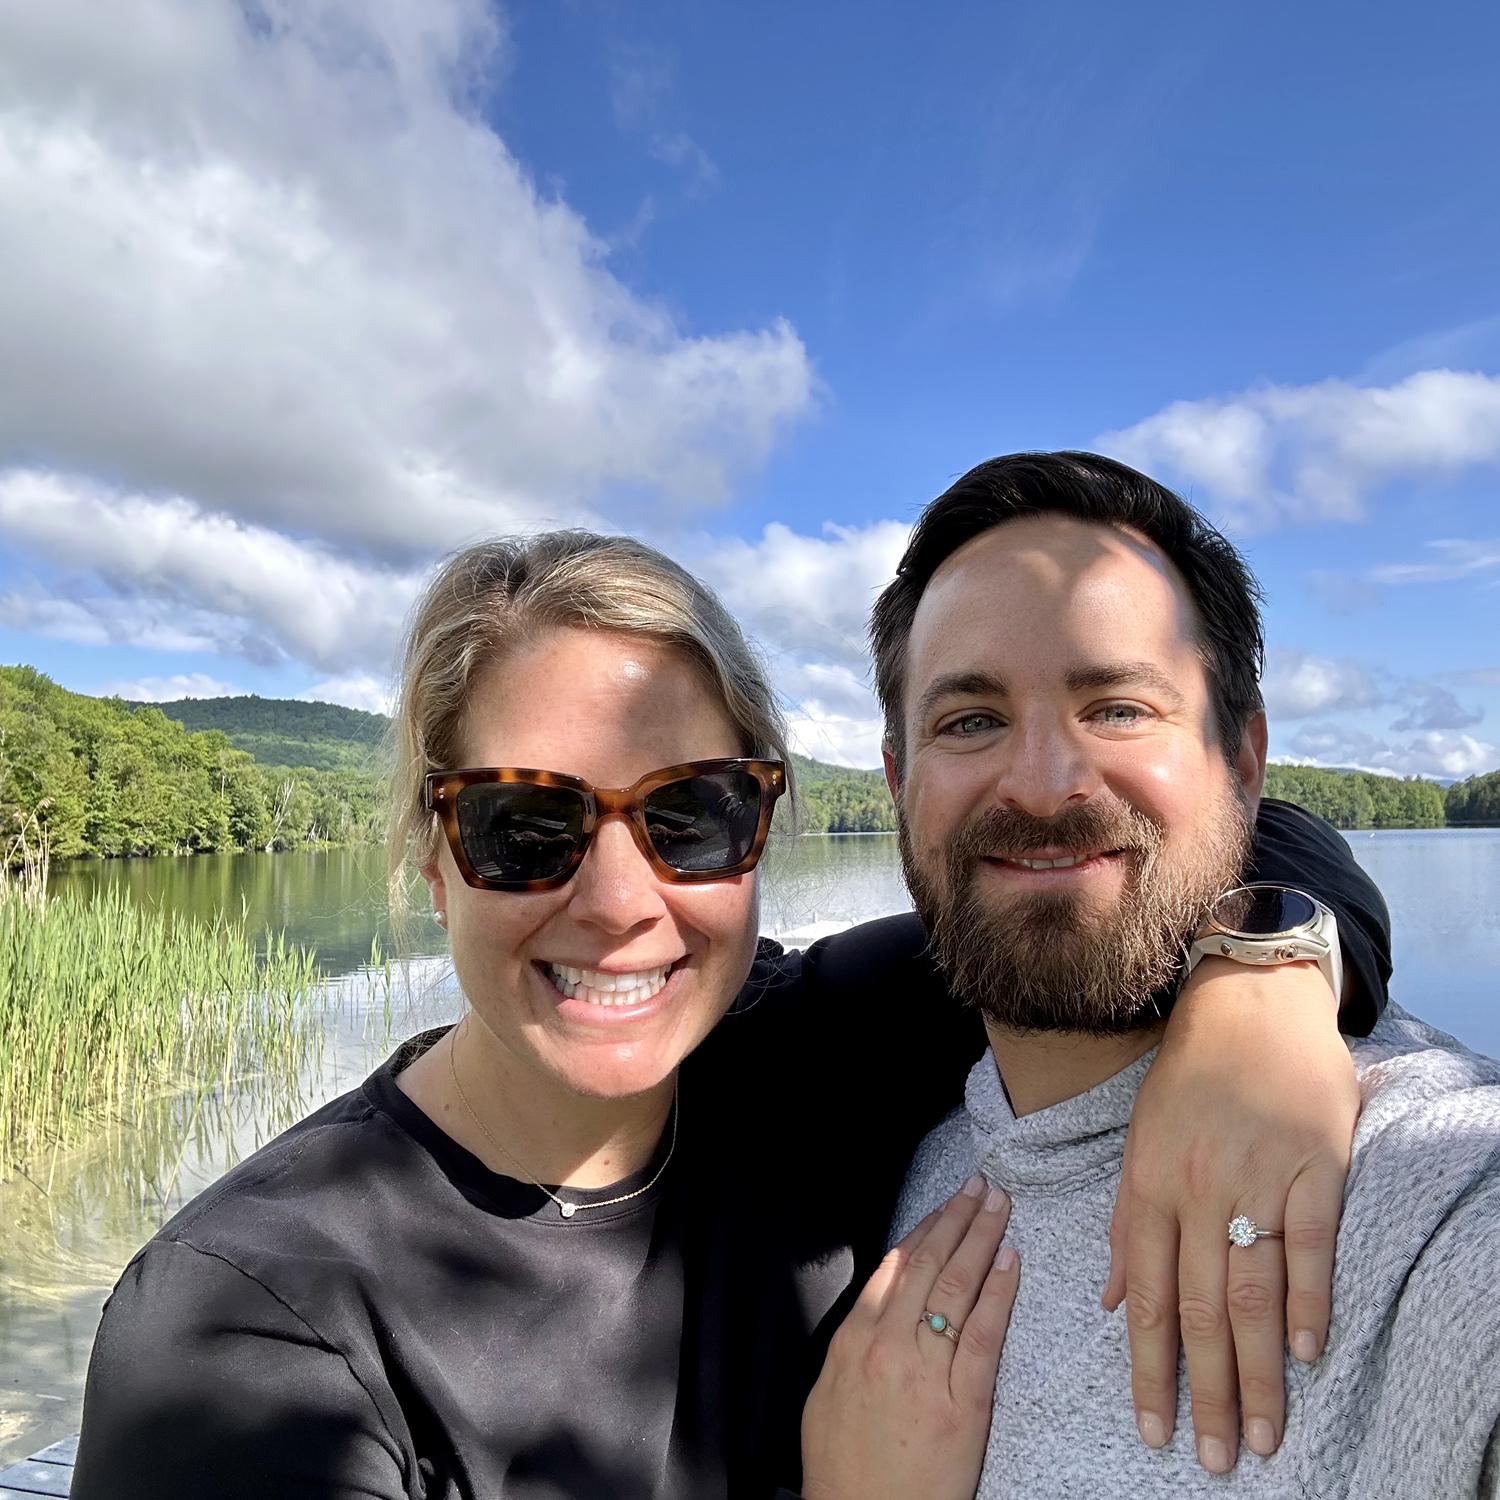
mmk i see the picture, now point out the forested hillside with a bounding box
[138,700,901,836]
[6,669,1496,864]
[0,668,380,859]
[151,694,386,771]
[1,674,903,860]
[789,753,896,833]
[1446,768,1500,824]
[1263,763,1448,827]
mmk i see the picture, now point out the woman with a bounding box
[72,531,1388,1499]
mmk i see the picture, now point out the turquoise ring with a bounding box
[920,1309,961,1344]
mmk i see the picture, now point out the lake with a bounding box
[2,829,1496,1462]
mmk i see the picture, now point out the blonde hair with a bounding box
[387,530,791,917]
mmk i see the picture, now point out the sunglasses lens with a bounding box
[644,768,764,874]
[455,782,585,885]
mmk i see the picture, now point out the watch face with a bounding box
[1212,885,1319,938]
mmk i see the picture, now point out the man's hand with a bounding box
[1102,957,1358,1474]
[801,1177,1019,1500]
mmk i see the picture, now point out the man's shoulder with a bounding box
[1337,1007,1500,1342]
[1350,1006,1500,1140]
[1308,1011,1500,1496]
[890,1103,974,1244]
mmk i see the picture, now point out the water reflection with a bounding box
[48,845,450,975]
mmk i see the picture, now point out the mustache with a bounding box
[947,799,1164,868]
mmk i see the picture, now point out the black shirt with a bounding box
[70,799,1390,1499]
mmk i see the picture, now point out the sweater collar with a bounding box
[965,1045,1156,1196]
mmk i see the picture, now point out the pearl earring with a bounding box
[434,910,448,929]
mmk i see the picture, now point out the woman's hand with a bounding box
[801,1176,1019,1500]
[1102,957,1359,1474]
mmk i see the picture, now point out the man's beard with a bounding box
[898,786,1252,1036]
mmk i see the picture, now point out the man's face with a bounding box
[887,515,1267,1034]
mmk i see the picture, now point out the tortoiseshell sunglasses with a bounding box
[425,758,787,892]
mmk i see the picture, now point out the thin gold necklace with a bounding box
[446,1021,678,1220]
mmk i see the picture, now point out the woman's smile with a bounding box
[537,956,689,1026]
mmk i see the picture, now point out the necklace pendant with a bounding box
[559,1201,577,1219]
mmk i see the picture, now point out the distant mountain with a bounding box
[145,695,387,772]
[145,697,889,804]
[1269,758,1458,788]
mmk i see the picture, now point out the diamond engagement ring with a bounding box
[920,1310,962,1344]
[1228,1215,1284,1248]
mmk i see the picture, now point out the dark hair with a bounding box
[869,451,1264,769]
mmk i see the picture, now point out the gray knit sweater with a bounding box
[893,1005,1500,1498]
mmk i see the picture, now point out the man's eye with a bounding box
[1092,703,1149,726]
[941,712,1001,736]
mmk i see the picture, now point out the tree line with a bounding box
[5,667,1498,864]
[1264,762,1500,828]
[790,755,898,833]
[0,667,381,860]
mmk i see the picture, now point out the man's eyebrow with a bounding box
[1066,661,1186,707]
[913,670,1008,726]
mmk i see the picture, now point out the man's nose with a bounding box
[565,815,667,933]
[992,717,1101,821]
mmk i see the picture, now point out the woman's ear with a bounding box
[421,857,448,924]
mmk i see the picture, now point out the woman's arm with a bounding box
[800,1182,1019,1500]
[1107,799,1391,1473]
[72,1241,407,1500]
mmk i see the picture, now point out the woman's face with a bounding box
[423,626,761,1101]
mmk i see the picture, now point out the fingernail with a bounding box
[996,1245,1018,1271]
[1198,1436,1231,1474]
[961,1173,985,1197]
[984,1186,1009,1213]
[1136,1411,1168,1448]
[1293,1329,1319,1361]
[1246,1418,1277,1456]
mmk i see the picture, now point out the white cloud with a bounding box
[0,471,419,670]
[773,661,888,769]
[1285,722,1498,779]
[785,707,887,771]
[301,672,394,716]
[0,0,812,567]
[1368,538,1500,585]
[1262,649,1483,732]
[1389,681,1483,733]
[697,519,912,675]
[1262,650,1381,719]
[608,41,673,132]
[650,131,719,194]
[101,672,239,701]
[0,590,280,659]
[1097,370,1500,531]
[694,520,912,767]
[607,40,717,195]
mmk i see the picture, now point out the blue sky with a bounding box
[1,0,1497,773]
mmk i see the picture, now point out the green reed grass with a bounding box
[0,881,323,1171]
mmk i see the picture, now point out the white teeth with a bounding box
[544,962,672,1006]
[1011,853,1090,870]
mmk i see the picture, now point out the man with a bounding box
[876,452,1500,1496]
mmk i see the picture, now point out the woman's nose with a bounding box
[564,815,668,932]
